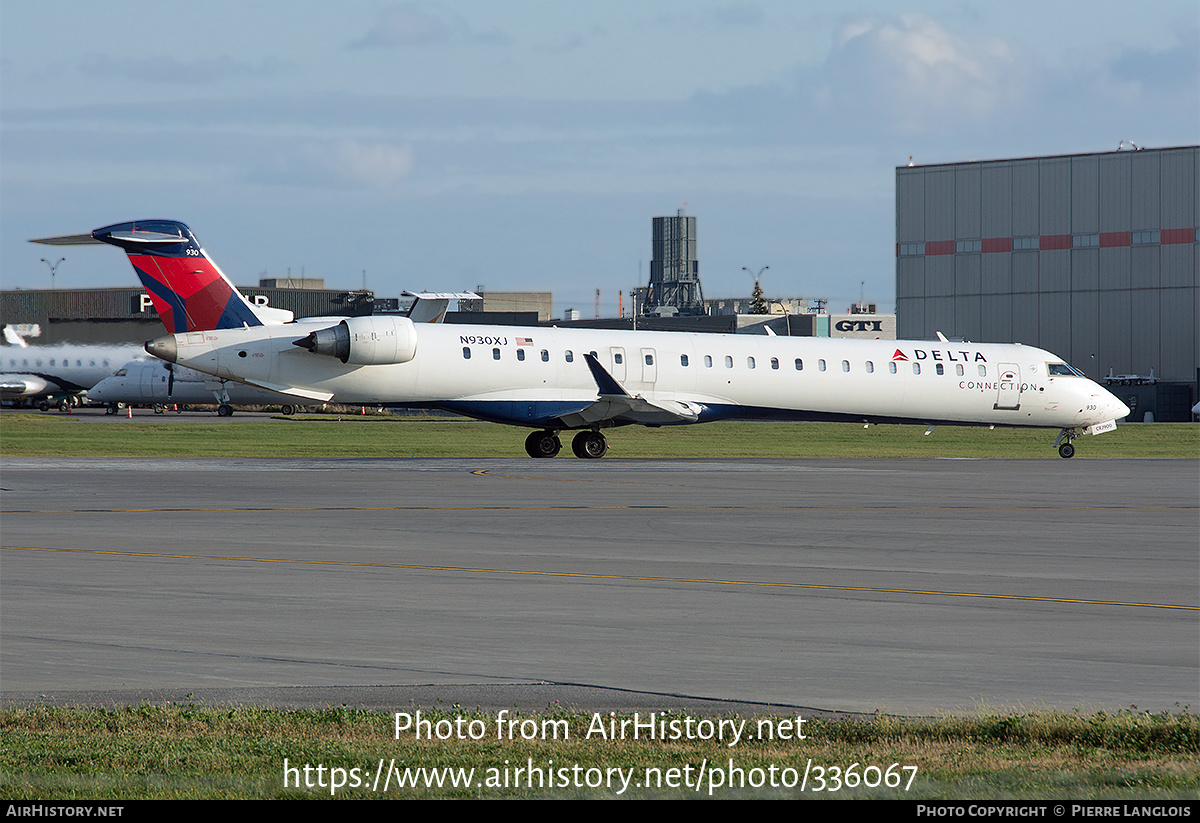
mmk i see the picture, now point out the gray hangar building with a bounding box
[895,146,1198,415]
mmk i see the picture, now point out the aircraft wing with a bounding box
[235,378,334,402]
[553,354,703,428]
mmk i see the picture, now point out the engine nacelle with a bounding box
[294,316,418,365]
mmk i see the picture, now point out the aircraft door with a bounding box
[139,364,157,398]
[994,363,1021,410]
[641,348,657,384]
[610,347,626,381]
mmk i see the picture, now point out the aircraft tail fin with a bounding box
[34,221,293,333]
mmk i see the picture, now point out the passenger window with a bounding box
[645,354,653,366]
[912,363,921,375]
[565,351,574,363]
[842,360,850,372]
[492,348,501,360]
[956,364,964,376]
[889,362,897,374]
[866,361,874,373]
[977,365,986,377]
[747,357,755,369]
[704,355,713,367]
[724,355,733,368]
[936,363,944,375]
[818,359,826,372]
[795,358,803,370]
[770,357,779,370]
[541,350,549,362]
[681,354,689,366]
[462,347,471,359]
[517,349,525,361]
[614,353,623,364]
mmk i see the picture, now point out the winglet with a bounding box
[583,352,630,397]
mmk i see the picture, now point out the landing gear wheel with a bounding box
[57,399,70,411]
[572,430,609,459]
[105,403,117,415]
[1058,442,1075,459]
[217,404,233,417]
[525,430,561,458]
[281,404,296,416]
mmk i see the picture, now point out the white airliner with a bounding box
[1,329,146,410]
[36,220,1130,458]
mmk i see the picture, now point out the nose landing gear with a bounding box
[1054,428,1077,459]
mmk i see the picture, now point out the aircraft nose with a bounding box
[1101,387,1130,420]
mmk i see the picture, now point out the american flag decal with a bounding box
[516,337,533,346]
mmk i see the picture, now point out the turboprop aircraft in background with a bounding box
[38,220,1129,458]
[87,359,317,416]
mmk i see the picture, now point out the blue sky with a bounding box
[2,1,1197,317]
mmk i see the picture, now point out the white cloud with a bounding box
[251,139,415,191]
[350,3,509,49]
[811,15,1037,133]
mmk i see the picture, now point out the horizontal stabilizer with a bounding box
[29,234,102,246]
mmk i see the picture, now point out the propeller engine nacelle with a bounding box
[293,316,418,365]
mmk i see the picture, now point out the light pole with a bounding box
[41,258,64,290]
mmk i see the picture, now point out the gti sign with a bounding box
[830,314,896,339]
[835,320,884,332]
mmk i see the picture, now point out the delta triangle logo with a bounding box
[892,349,909,361]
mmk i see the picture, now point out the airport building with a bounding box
[0,283,373,345]
[896,145,1198,418]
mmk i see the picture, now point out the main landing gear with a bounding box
[524,429,609,459]
[1054,428,1077,459]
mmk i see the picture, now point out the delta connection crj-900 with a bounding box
[33,220,1129,459]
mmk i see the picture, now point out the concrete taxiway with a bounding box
[1,457,1195,715]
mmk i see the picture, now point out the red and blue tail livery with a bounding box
[90,220,266,334]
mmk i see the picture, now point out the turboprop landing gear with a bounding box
[525,430,561,458]
[1054,428,1077,459]
[571,430,608,459]
[217,404,234,417]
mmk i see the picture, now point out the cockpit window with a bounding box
[115,369,128,377]
[1048,362,1084,377]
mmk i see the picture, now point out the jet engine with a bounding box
[293,316,418,365]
